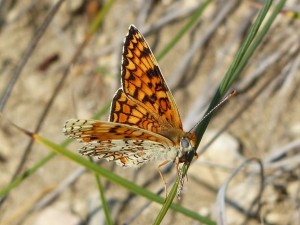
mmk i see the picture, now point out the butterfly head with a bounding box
[177,132,196,163]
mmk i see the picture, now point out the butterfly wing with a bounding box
[110,88,161,133]
[63,119,178,167]
[80,140,174,167]
[121,25,183,132]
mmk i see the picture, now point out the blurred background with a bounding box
[0,0,299,224]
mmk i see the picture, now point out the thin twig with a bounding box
[0,0,66,207]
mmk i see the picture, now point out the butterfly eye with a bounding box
[180,137,190,149]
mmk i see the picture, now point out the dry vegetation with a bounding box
[0,0,299,225]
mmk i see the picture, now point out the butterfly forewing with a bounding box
[121,25,183,131]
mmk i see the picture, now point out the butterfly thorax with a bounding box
[159,127,185,145]
[158,127,195,161]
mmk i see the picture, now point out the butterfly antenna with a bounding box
[202,90,237,123]
[190,90,237,132]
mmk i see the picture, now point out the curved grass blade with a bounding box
[0,103,110,200]
[17,132,212,223]
[93,165,114,225]
[216,159,264,224]
[194,0,274,147]
[0,0,116,206]
[156,0,212,61]
[155,0,287,223]
[0,153,55,198]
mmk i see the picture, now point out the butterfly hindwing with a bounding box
[79,140,176,167]
[63,119,177,167]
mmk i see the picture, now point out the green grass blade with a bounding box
[35,134,162,200]
[194,0,273,147]
[0,153,55,197]
[0,102,110,197]
[29,134,213,223]
[93,102,111,119]
[87,0,117,35]
[93,105,114,224]
[153,180,178,225]
[157,0,212,61]
[152,1,214,223]
[220,0,273,90]
[153,178,215,225]
[0,0,116,198]
[94,169,114,225]
[153,0,286,222]
[230,0,287,86]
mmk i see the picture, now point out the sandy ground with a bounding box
[0,1,300,225]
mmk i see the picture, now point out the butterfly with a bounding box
[63,25,197,197]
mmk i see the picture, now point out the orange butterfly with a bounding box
[63,25,197,196]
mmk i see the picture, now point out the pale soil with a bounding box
[0,1,299,225]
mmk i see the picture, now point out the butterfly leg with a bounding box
[175,157,184,199]
[157,160,170,199]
